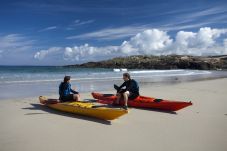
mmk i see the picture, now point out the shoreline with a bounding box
[0,76,227,102]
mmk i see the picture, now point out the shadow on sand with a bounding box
[22,103,111,125]
[133,107,177,114]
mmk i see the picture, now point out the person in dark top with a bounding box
[59,76,80,102]
[114,73,139,110]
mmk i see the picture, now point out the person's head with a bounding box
[123,73,131,81]
[64,76,71,83]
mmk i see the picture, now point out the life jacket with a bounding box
[59,82,68,99]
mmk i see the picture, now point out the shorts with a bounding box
[60,94,74,102]
[128,92,139,100]
[121,91,139,100]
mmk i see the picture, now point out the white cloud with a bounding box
[66,25,148,40]
[35,27,227,62]
[0,50,3,58]
[224,39,227,52]
[157,6,227,32]
[65,6,227,41]
[196,27,226,47]
[175,31,196,49]
[118,27,226,56]
[172,27,227,55]
[160,22,213,31]
[0,34,34,54]
[0,34,39,65]
[34,47,62,60]
[183,6,227,19]
[120,29,173,55]
[73,19,94,26]
[64,44,119,61]
[39,26,57,32]
[66,20,95,30]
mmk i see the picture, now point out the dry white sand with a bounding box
[0,78,227,151]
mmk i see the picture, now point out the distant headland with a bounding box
[65,55,227,70]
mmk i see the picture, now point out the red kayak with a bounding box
[91,92,192,111]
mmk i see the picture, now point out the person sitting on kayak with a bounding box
[59,76,80,102]
[114,73,139,110]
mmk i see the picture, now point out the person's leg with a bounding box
[114,93,121,105]
[73,94,80,101]
[61,94,74,102]
[128,93,139,100]
[122,91,129,109]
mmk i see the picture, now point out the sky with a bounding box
[0,0,227,65]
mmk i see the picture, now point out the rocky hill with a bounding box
[65,55,227,70]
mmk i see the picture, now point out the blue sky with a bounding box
[0,0,227,65]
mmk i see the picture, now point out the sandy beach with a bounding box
[0,78,227,151]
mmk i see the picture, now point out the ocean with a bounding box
[0,66,227,100]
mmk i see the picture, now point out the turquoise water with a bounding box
[1,66,227,100]
[0,66,111,83]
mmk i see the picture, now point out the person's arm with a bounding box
[69,84,79,94]
[59,83,63,96]
[116,82,127,93]
[70,89,79,94]
[118,82,126,89]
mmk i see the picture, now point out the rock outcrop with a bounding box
[65,55,227,70]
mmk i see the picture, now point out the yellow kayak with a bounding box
[39,96,128,121]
